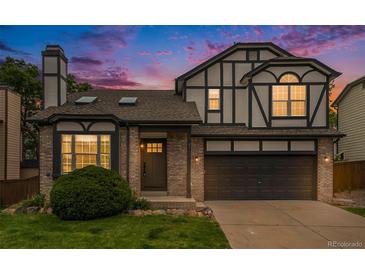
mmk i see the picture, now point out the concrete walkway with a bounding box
[206,201,365,249]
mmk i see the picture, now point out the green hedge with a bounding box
[50,166,132,220]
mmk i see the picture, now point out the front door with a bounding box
[141,139,167,191]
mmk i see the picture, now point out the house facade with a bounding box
[0,86,21,181]
[30,43,343,202]
[332,75,365,162]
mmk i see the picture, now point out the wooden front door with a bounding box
[141,139,167,191]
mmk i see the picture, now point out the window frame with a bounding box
[272,74,306,118]
[61,133,111,174]
[208,88,221,111]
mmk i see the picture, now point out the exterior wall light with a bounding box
[140,143,144,149]
[194,156,199,162]
[324,156,330,162]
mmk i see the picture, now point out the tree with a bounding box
[328,80,337,129]
[66,74,93,94]
[0,57,42,159]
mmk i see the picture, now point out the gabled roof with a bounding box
[176,42,294,81]
[332,75,365,107]
[29,90,202,124]
[240,57,342,84]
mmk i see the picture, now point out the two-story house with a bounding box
[30,43,343,203]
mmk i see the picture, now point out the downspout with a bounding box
[4,88,8,180]
[126,123,130,183]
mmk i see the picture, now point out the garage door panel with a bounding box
[204,155,316,200]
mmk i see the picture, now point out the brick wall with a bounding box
[39,125,53,196]
[128,127,141,196]
[119,127,127,180]
[191,137,204,201]
[317,137,334,202]
[167,132,187,196]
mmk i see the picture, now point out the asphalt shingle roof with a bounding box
[29,90,202,124]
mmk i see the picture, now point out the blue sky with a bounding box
[1,25,365,99]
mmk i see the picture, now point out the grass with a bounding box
[0,213,230,248]
[345,207,365,218]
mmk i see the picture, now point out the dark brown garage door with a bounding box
[204,155,316,200]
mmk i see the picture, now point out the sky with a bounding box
[1,25,365,100]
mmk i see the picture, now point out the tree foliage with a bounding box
[66,74,93,94]
[328,80,337,129]
[0,57,42,159]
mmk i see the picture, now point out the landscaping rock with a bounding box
[129,209,143,216]
[46,208,53,214]
[26,206,40,214]
[152,209,166,215]
[15,206,26,214]
[2,207,16,214]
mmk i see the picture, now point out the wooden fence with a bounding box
[334,160,365,192]
[0,176,40,207]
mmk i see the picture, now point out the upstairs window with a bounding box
[208,89,220,110]
[272,73,306,117]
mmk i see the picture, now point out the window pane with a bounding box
[100,154,110,169]
[147,143,163,153]
[62,154,72,174]
[279,73,299,83]
[208,89,220,110]
[273,86,288,100]
[76,154,97,169]
[75,135,97,154]
[62,135,72,153]
[291,85,306,100]
[291,101,306,116]
[100,135,110,154]
[273,102,288,116]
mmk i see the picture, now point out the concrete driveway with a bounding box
[206,201,365,249]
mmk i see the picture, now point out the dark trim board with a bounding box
[204,139,317,155]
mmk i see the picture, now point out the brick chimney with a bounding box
[42,45,68,109]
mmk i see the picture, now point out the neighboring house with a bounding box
[30,43,343,203]
[332,75,365,162]
[0,86,21,181]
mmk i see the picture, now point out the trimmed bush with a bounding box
[131,197,151,210]
[22,193,45,208]
[50,166,132,220]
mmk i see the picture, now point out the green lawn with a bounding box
[345,207,365,218]
[0,213,230,248]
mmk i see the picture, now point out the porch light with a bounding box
[194,156,199,162]
[140,143,144,149]
[324,156,330,162]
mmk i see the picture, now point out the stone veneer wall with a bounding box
[128,127,141,196]
[39,125,53,196]
[317,137,334,202]
[167,132,187,196]
[191,137,204,201]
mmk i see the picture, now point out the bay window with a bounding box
[272,73,306,117]
[61,134,111,174]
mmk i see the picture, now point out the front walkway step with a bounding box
[143,196,196,210]
[141,191,167,197]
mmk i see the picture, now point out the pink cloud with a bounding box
[272,26,365,56]
[138,51,151,56]
[156,50,172,56]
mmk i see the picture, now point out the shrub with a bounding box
[22,193,45,208]
[50,166,132,220]
[131,197,151,210]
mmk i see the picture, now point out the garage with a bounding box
[204,140,317,200]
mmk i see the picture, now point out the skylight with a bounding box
[75,96,97,105]
[119,97,138,105]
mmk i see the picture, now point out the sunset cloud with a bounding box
[0,40,29,55]
[272,26,365,56]
[71,56,103,65]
